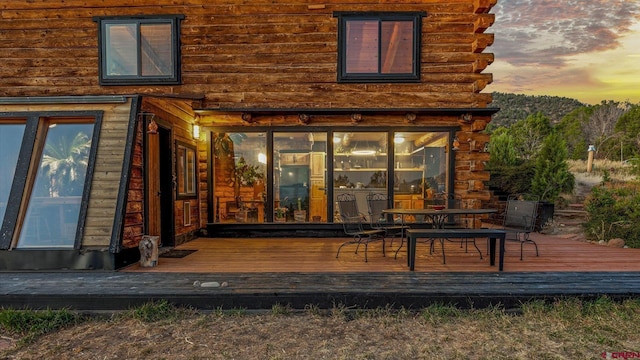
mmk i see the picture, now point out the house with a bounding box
[0,0,498,270]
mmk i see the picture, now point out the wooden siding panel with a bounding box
[83,101,132,247]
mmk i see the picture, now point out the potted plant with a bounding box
[275,206,288,222]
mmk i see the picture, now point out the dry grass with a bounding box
[568,159,636,182]
[2,298,640,359]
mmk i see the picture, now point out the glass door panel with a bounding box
[212,132,266,223]
[274,132,327,223]
[333,132,388,221]
[393,131,448,210]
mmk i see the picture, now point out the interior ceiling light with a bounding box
[333,136,342,143]
[351,149,376,155]
[394,135,405,144]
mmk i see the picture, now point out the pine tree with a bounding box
[531,132,575,202]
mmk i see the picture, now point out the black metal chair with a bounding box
[502,194,539,260]
[335,193,385,262]
[366,193,409,258]
[426,193,482,262]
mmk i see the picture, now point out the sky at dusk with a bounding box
[487,0,640,105]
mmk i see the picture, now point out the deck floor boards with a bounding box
[2,231,640,311]
[123,232,640,273]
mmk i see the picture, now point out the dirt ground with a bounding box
[3,303,640,360]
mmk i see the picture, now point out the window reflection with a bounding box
[333,132,388,218]
[393,131,448,210]
[274,132,327,223]
[17,122,94,248]
[213,132,266,223]
[0,123,25,222]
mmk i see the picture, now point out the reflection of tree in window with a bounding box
[40,126,92,197]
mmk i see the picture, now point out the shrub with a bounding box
[531,132,575,203]
[583,181,640,247]
[487,161,536,195]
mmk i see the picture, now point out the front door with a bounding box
[147,123,174,247]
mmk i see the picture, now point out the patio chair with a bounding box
[335,193,385,262]
[426,193,483,262]
[366,193,408,258]
[502,194,539,260]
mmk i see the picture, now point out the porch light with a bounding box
[192,124,200,140]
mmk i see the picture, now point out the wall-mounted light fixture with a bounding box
[192,124,200,140]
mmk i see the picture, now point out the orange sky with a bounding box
[487,0,640,105]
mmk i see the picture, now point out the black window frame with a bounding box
[0,111,103,250]
[334,11,424,83]
[94,14,184,86]
[175,140,198,200]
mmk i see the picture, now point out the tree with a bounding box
[487,131,517,167]
[557,106,593,160]
[510,112,552,160]
[582,100,629,159]
[614,104,640,160]
[531,132,575,203]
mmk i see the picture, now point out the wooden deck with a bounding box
[0,234,640,311]
[3,231,639,312]
[123,232,640,273]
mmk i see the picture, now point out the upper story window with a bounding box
[94,15,184,85]
[335,12,424,83]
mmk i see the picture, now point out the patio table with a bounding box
[382,208,499,268]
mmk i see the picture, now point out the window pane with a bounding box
[213,132,266,223]
[186,147,196,194]
[17,122,94,248]
[274,132,327,223]
[334,132,388,221]
[393,132,448,211]
[345,20,379,73]
[105,23,138,76]
[140,23,173,76]
[177,146,186,193]
[381,21,414,74]
[0,123,25,221]
[177,144,197,197]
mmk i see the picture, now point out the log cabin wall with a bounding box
[0,0,497,245]
[0,0,495,108]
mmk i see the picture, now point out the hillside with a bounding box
[489,92,585,128]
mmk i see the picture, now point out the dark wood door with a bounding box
[146,126,174,247]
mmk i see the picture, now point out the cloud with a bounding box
[493,66,602,94]
[491,0,640,67]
